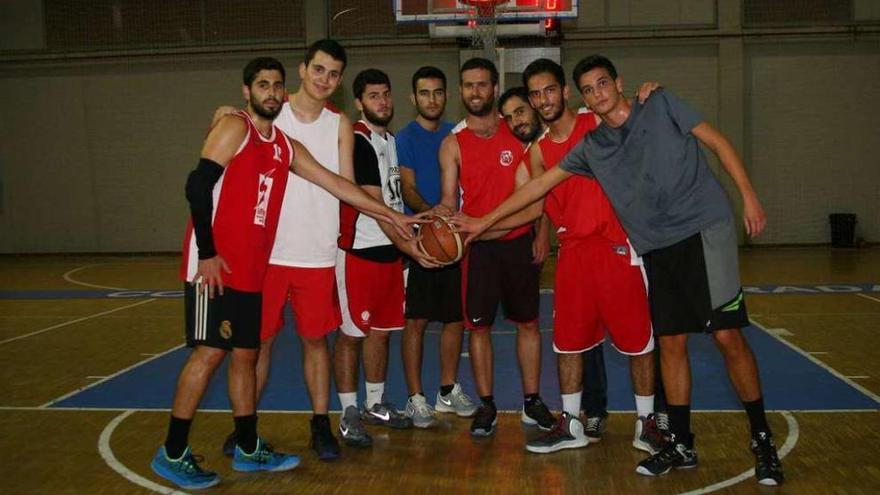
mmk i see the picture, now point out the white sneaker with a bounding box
[434,383,478,417]
[405,394,437,429]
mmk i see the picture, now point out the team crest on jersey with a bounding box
[254,170,276,226]
[273,143,283,162]
[500,150,514,167]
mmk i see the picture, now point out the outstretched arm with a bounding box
[453,166,571,243]
[692,122,766,238]
[288,138,417,240]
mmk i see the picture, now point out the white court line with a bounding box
[40,343,185,408]
[63,264,128,291]
[751,318,880,404]
[857,293,880,304]
[676,411,799,495]
[0,298,156,346]
[98,410,189,495]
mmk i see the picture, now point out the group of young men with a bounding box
[151,37,784,490]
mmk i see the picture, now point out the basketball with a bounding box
[418,216,464,265]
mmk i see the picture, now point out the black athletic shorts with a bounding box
[462,231,540,329]
[184,282,261,350]
[405,261,463,323]
[642,217,749,336]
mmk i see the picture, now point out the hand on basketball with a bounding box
[389,212,421,241]
[449,212,490,246]
[634,81,662,103]
[194,255,231,298]
[403,238,444,269]
[743,194,767,238]
[426,204,454,218]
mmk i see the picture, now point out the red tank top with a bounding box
[180,111,292,291]
[455,119,531,240]
[539,110,628,244]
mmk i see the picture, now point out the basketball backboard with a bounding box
[393,0,578,23]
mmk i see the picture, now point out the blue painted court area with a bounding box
[55,294,878,412]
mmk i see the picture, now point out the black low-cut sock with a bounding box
[742,397,771,437]
[408,391,423,399]
[667,404,692,447]
[480,395,496,409]
[234,414,258,454]
[164,416,192,459]
[524,393,540,406]
[439,384,455,397]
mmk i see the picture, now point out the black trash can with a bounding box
[829,213,857,248]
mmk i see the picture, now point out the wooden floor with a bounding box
[1,247,879,494]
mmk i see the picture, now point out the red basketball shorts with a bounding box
[336,250,405,338]
[260,264,342,340]
[553,238,654,355]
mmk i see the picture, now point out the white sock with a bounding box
[339,392,358,411]
[561,391,582,417]
[635,394,654,418]
[365,381,385,409]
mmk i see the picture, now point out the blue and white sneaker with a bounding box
[150,445,220,490]
[232,437,301,472]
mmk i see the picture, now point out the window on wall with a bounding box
[42,0,305,52]
[328,0,427,38]
[743,0,853,26]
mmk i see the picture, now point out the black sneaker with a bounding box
[470,404,497,437]
[584,414,608,443]
[751,431,784,486]
[521,396,556,431]
[655,411,671,440]
[310,415,341,461]
[635,433,698,476]
[222,431,236,458]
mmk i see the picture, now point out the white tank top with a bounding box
[269,101,342,267]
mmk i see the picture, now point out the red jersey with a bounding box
[180,111,292,291]
[454,118,531,241]
[539,110,628,244]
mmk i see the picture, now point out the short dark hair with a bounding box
[460,57,499,86]
[243,57,286,86]
[499,86,529,112]
[572,54,618,89]
[411,66,447,94]
[522,58,566,88]
[353,68,391,100]
[304,38,347,71]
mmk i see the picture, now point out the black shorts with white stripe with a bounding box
[184,282,261,350]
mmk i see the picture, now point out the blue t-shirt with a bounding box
[395,120,454,214]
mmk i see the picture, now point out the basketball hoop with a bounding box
[460,0,507,58]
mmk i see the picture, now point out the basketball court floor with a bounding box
[1,246,878,494]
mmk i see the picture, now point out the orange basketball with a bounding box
[417,216,464,265]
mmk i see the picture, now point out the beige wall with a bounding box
[0,0,878,252]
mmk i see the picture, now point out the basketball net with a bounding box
[463,0,502,61]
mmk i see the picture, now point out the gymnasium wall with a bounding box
[0,0,877,253]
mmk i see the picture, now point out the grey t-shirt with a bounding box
[559,89,732,255]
